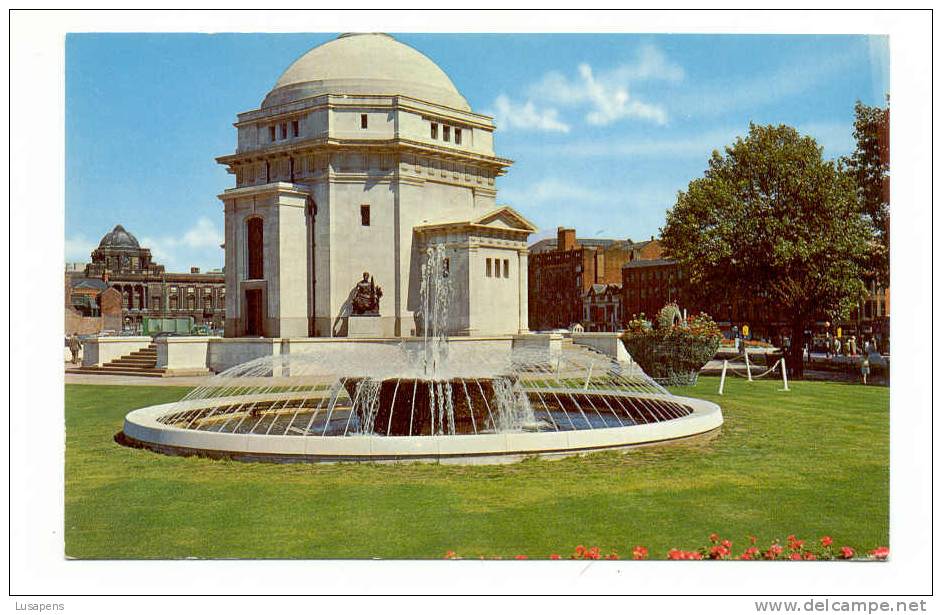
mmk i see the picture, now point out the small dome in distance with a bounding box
[98,224,141,249]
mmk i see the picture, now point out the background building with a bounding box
[582,283,623,332]
[216,33,533,339]
[65,224,226,334]
[528,226,662,331]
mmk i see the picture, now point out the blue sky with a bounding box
[65,33,889,271]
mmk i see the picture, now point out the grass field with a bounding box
[64,377,888,559]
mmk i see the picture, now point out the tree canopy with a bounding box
[844,99,890,285]
[661,123,874,376]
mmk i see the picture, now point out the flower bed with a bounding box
[444,533,889,561]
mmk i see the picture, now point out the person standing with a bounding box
[68,334,83,365]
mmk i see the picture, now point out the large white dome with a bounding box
[261,33,471,111]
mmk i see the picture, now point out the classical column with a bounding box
[517,249,529,333]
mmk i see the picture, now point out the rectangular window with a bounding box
[503,259,510,278]
[430,123,438,139]
[443,125,451,142]
[268,125,276,142]
[493,259,500,278]
[291,120,299,137]
[455,128,462,145]
[360,204,370,226]
[486,258,492,277]
[360,114,368,129]
[280,122,287,139]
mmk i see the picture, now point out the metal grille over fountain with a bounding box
[122,245,723,462]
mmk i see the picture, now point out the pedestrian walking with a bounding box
[860,355,871,385]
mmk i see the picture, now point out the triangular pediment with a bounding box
[471,206,538,233]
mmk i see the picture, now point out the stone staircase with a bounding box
[67,343,167,377]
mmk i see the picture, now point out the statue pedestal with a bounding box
[348,315,383,338]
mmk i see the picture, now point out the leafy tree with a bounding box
[661,124,873,378]
[844,99,890,285]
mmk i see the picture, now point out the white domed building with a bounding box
[216,33,535,338]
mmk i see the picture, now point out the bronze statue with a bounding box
[351,272,382,315]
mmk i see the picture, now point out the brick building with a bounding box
[65,224,226,334]
[621,258,682,321]
[527,227,662,331]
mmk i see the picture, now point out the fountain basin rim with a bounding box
[122,394,723,463]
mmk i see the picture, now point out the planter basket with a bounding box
[622,334,720,387]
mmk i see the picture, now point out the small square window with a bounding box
[503,259,510,278]
[455,128,462,145]
[268,125,276,141]
[360,114,368,129]
[430,123,438,139]
[360,204,370,226]
[443,126,451,142]
[485,258,492,278]
[291,120,299,137]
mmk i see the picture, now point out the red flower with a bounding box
[444,550,458,560]
[632,546,649,560]
[668,549,684,560]
[870,547,889,560]
[839,546,855,559]
[573,545,586,559]
[820,536,833,547]
[790,553,802,560]
[722,539,733,549]
[803,552,817,561]
[709,533,719,543]
[606,551,621,560]
[549,554,561,560]
[586,546,601,560]
[515,555,528,560]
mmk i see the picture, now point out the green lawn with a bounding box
[64,377,888,559]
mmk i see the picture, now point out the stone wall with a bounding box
[65,307,103,336]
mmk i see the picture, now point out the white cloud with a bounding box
[65,234,96,263]
[527,44,682,127]
[140,216,225,272]
[490,95,570,133]
[491,44,681,131]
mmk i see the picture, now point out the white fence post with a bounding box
[718,359,728,395]
[780,358,790,391]
[744,349,753,382]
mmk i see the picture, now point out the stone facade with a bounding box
[216,33,533,338]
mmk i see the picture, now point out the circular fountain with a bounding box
[121,247,722,463]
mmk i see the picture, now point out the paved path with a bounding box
[65,362,213,387]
